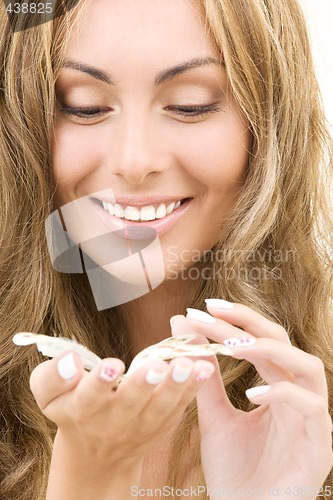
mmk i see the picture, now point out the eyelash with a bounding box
[166,103,224,118]
[59,103,224,121]
[59,106,111,119]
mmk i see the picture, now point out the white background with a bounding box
[299,0,333,134]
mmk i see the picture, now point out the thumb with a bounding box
[170,315,236,429]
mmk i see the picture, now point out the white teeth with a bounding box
[99,199,183,221]
[124,206,140,221]
[166,202,175,214]
[140,205,156,221]
[114,204,125,217]
[107,202,115,215]
[156,203,166,219]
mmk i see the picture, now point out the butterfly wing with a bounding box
[13,332,102,370]
[13,332,233,377]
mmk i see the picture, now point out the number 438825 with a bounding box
[6,3,53,14]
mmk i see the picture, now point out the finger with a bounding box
[242,358,295,386]
[184,309,254,343]
[174,359,216,409]
[71,358,126,418]
[139,357,196,420]
[195,360,238,434]
[169,314,186,332]
[139,358,219,427]
[170,314,213,345]
[245,382,333,451]
[110,360,170,420]
[228,337,328,398]
[29,351,85,411]
[171,316,294,408]
[170,315,235,412]
[204,300,291,343]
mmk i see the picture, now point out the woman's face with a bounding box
[52,0,251,284]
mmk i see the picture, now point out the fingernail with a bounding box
[172,364,192,383]
[57,352,78,381]
[99,365,120,382]
[145,368,168,385]
[186,308,216,324]
[245,385,271,399]
[223,337,255,347]
[170,315,184,328]
[205,299,234,309]
[196,368,215,382]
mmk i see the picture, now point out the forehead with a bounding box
[66,0,219,68]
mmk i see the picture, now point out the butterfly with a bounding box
[12,332,233,382]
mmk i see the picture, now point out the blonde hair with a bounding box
[0,0,332,498]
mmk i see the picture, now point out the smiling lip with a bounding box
[90,197,192,239]
[95,195,184,208]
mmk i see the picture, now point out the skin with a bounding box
[51,0,251,354]
[29,0,332,498]
[52,0,251,352]
[174,309,333,499]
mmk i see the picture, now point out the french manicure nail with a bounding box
[223,337,255,347]
[172,364,192,383]
[145,368,168,385]
[205,298,234,309]
[170,315,182,328]
[245,385,271,399]
[186,308,216,324]
[99,365,119,382]
[57,352,78,381]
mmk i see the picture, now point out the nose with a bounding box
[107,108,169,185]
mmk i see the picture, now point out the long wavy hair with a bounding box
[0,0,332,498]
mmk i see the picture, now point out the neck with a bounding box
[117,275,196,357]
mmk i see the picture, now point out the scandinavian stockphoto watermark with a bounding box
[166,246,297,282]
[3,0,80,32]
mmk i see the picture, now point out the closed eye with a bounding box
[165,103,224,119]
[58,105,112,119]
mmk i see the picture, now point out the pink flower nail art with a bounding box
[223,337,256,347]
[100,365,119,382]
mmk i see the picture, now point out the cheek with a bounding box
[176,120,250,190]
[51,123,105,204]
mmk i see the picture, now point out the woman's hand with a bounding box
[171,301,333,500]
[29,349,215,499]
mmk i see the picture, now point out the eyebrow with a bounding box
[155,57,223,85]
[61,56,223,86]
[62,60,114,84]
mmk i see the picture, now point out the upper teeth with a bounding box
[101,200,181,221]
